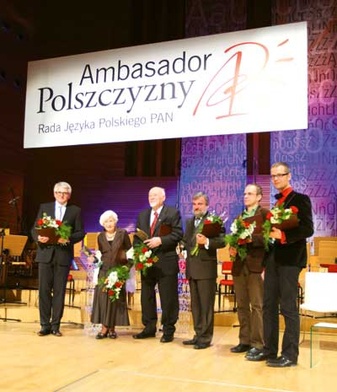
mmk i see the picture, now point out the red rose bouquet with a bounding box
[35,212,72,244]
[262,204,299,250]
[128,242,159,275]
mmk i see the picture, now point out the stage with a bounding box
[0,319,337,392]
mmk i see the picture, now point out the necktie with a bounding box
[274,193,282,200]
[194,218,201,228]
[150,211,159,237]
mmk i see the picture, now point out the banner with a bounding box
[24,22,307,148]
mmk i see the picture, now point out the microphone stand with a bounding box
[0,229,21,322]
[8,193,21,234]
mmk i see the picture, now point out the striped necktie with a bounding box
[150,211,159,236]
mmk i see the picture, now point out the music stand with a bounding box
[0,234,28,322]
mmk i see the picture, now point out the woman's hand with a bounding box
[87,255,96,263]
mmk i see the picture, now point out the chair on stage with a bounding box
[326,264,337,273]
[299,271,337,366]
[297,281,304,310]
[317,240,337,266]
[0,234,28,322]
[217,258,236,313]
[65,273,76,307]
[299,271,337,342]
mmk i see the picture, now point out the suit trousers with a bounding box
[189,278,217,344]
[38,255,70,330]
[140,272,179,336]
[233,264,264,348]
[263,253,301,362]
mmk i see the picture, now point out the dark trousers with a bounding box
[38,259,70,330]
[189,278,217,344]
[140,273,179,336]
[263,253,301,362]
[233,264,264,349]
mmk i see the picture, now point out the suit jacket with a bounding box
[273,191,314,268]
[183,212,226,280]
[232,206,268,276]
[31,201,85,266]
[133,205,183,276]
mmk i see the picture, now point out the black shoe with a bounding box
[51,330,62,337]
[160,335,174,343]
[246,351,276,362]
[245,347,263,357]
[230,343,251,353]
[133,331,156,339]
[267,355,297,367]
[37,328,50,336]
[183,338,198,345]
[194,342,211,350]
[96,332,108,339]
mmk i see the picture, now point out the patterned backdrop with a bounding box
[271,0,337,239]
[179,0,248,230]
[180,0,337,241]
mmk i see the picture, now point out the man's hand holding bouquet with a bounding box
[191,213,223,256]
[225,217,256,261]
[262,204,299,250]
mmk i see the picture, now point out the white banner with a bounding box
[24,22,307,148]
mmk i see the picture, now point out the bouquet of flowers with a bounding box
[225,217,256,261]
[35,212,72,244]
[128,242,159,275]
[98,264,130,302]
[262,204,299,250]
[191,213,224,256]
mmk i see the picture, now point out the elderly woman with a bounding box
[90,210,132,339]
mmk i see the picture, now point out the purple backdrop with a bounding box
[270,0,337,240]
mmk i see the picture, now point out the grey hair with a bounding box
[54,181,72,194]
[192,192,209,205]
[99,210,119,226]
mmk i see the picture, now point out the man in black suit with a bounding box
[132,186,183,343]
[182,192,225,349]
[246,162,314,367]
[31,181,85,337]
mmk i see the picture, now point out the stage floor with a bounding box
[0,320,337,392]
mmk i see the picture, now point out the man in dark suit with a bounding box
[132,186,183,343]
[182,192,225,349]
[247,162,314,367]
[31,181,85,337]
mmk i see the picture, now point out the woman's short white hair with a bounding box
[99,210,118,226]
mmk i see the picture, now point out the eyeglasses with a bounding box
[270,173,289,180]
[55,191,69,196]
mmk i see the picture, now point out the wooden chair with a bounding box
[317,240,337,265]
[313,237,337,256]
